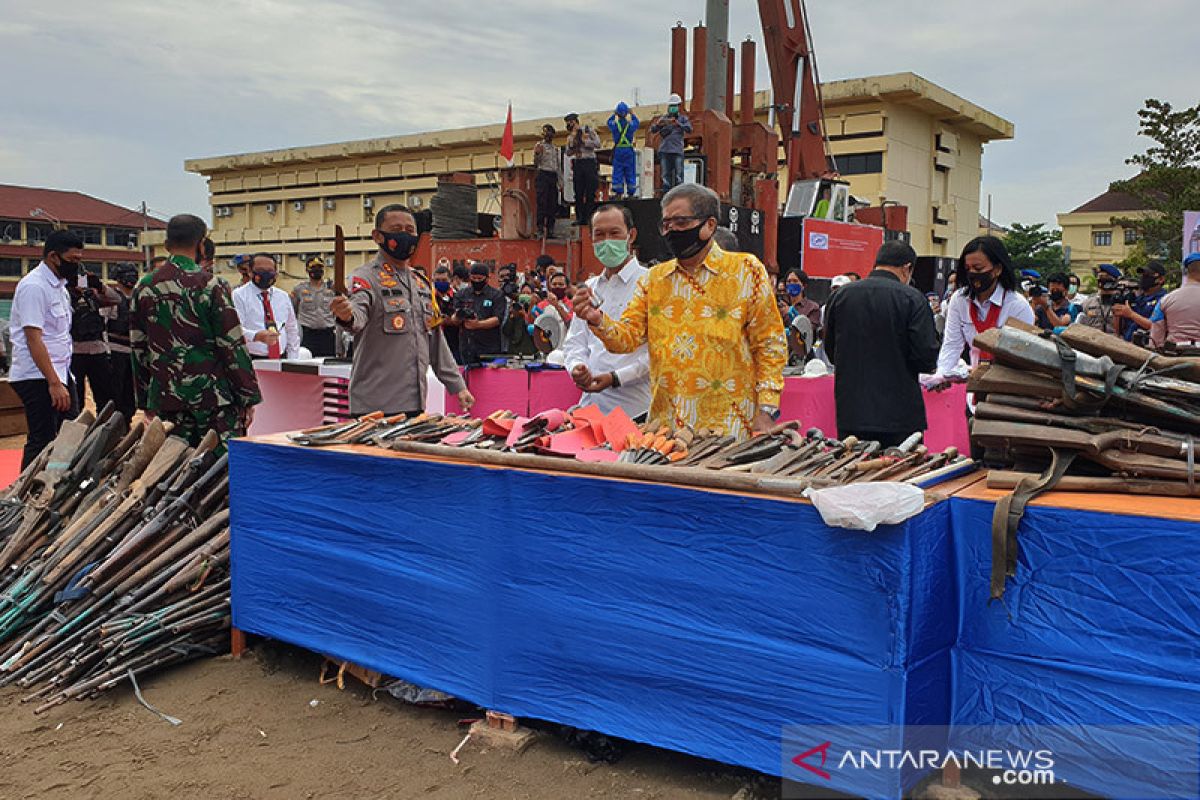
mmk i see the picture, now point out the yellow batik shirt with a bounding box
[593,244,787,439]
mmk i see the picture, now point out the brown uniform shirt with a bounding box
[339,256,465,415]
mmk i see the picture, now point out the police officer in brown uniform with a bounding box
[331,205,474,416]
[292,256,338,356]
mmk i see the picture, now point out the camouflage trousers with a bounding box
[159,405,245,451]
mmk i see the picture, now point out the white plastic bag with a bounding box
[802,482,926,532]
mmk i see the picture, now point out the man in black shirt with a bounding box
[453,262,506,365]
[823,241,940,448]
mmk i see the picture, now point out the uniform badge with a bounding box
[379,272,399,289]
[352,276,372,294]
[390,313,406,332]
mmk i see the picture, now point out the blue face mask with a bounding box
[786,284,804,297]
[434,280,451,293]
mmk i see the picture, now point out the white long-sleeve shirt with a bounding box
[561,258,651,417]
[232,283,300,359]
[936,286,1035,375]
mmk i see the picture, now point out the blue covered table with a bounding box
[229,436,959,798]
[950,484,1200,799]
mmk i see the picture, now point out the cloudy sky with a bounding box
[1,0,1195,230]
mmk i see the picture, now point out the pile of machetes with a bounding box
[0,403,230,714]
[968,321,1200,598]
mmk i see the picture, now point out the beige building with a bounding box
[1057,186,1151,273]
[185,71,1012,285]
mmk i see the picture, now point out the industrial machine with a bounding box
[415,0,907,284]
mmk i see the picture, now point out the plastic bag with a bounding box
[802,482,926,532]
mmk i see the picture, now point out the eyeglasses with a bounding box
[659,215,706,233]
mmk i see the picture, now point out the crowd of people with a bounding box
[8,183,1200,471]
[533,97,693,236]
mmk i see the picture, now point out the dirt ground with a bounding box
[0,642,776,800]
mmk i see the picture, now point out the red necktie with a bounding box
[260,291,281,359]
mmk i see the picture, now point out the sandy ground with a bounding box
[0,643,777,800]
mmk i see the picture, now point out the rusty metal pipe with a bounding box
[691,24,707,117]
[739,38,756,125]
[670,24,688,104]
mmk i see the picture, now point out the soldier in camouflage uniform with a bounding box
[131,214,261,448]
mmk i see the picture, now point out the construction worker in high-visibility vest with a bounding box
[607,101,640,199]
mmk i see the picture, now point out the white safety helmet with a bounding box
[667,93,682,105]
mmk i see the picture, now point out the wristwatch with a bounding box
[759,404,780,420]
[610,371,621,388]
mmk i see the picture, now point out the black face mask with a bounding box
[664,223,710,261]
[1049,289,1065,303]
[378,230,419,261]
[470,278,487,293]
[56,257,80,282]
[307,269,323,280]
[1139,273,1158,291]
[252,272,276,290]
[966,271,996,297]
[119,278,138,289]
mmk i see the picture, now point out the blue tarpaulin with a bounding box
[950,498,1200,798]
[229,440,1200,799]
[230,440,955,798]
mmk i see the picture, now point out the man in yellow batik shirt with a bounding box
[573,183,787,439]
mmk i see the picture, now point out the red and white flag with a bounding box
[499,102,514,166]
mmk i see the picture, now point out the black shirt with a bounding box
[455,284,506,364]
[824,269,940,436]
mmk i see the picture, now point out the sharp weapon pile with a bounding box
[969,322,1200,599]
[970,322,1200,497]
[287,410,974,499]
[0,404,230,714]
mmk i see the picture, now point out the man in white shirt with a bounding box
[562,205,651,418]
[9,230,84,468]
[232,253,300,360]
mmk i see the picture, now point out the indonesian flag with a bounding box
[500,102,514,165]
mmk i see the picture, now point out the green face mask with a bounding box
[593,238,630,269]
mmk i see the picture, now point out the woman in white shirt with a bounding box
[935,236,1035,378]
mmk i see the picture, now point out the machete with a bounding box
[333,224,348,296]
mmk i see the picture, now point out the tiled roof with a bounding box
[0,184,166,228]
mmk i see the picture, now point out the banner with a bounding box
[801,218,884,279]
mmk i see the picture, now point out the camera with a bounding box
[1028,284,1048,299]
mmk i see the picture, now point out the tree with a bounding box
[1001,223,1067,275]
[1110,98,1200,263]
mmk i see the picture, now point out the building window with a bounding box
[0,220,21,242]
[1093,230,1112,247]
[0,258,22,277]
[25,222,52,244]
[832,152,883,176]
[69,226,103,245]
[1124,228,1138,245]
[105,227,139,247]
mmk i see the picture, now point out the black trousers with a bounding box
[70,351,113,414]
[301,326,336,357]
[108,350,136,423]
[837,429,916,449]
[573,158,599,225]
[535,170,558,235]
[12,377,77,469]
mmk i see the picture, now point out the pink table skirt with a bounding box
[445,368,970,453]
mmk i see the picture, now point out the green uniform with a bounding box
[131,255,261,447]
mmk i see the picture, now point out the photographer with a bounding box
[1031,273,1079,332]
[502,290,538,357]
[649,93,692,194]
[453,262,505,365]
[535,271,574,324]
[1077,263,1123,336]
[1150,252,1200,350]
[1115,261,1166,342]
[69,264,121,414]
